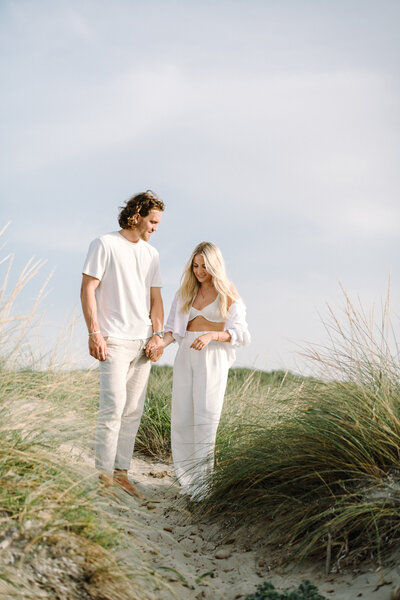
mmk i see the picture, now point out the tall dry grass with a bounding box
[135,365,172,459]
[191,288,400,569]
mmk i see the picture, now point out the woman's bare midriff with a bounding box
[186,316,225,332]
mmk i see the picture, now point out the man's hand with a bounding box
[145,335,164,362]
[89,332,108,361]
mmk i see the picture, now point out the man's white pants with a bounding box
[96,337,151,474]
[171,332,230,494]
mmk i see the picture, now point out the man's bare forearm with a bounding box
[81,285,99,333]
[81,280,99,333]
[150,304,164,333]
[146,287,164,361]
[80,274,107,361]
[149,288,164,333]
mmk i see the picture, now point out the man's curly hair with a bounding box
[118,190,165,230]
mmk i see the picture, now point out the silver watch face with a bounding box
[155,331,164,339]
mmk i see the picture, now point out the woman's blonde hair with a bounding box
[179,242,239,318]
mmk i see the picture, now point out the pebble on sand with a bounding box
[215,548,232,560]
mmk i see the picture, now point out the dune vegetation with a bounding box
[196,290,400,570]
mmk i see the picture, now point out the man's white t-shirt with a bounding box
[82,231,162,340]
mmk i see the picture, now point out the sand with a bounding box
[109,456,400,600]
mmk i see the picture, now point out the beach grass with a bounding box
[135,365,172,459]
[194,290,400,568]
[0,367,162,600]
[3,344,399,579]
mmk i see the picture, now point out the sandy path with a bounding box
[116,457,400,600]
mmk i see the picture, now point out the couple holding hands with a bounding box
[81,190,250,500]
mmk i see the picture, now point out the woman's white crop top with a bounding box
[188,296,224,323]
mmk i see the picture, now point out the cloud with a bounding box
[11,221,96,254]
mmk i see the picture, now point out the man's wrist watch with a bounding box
[153,331,164,339]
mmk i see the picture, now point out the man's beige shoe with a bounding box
[113,469,145,499]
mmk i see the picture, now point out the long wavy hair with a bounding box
[179,242,239,318]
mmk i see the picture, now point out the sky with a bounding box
[1,0,400,372]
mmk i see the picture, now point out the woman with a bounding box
[162,241,250,499]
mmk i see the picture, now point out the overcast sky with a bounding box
[1,0,399,372]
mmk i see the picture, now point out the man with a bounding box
[80,190,165,497]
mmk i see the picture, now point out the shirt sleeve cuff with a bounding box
[227,328,238,346]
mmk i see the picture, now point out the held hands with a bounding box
[145,335,164,362]
[190,332,214,351]
[89,332,107,361]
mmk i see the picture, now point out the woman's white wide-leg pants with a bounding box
[171,332,230,496]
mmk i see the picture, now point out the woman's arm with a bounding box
[190,294,250,351]
[190,330,231,351]
[163,331,176,348]
[225,299,251,347]
[164,291,179,334]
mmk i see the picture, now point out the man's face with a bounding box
[135,209,163,241]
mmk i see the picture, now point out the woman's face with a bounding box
[192,254,212,285]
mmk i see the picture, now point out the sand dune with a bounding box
[107,456,400,600]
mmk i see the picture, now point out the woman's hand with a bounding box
[145,335,164,362]
[190,332,214,351]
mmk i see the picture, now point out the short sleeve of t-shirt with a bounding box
[150,252,162,287]
[82,238,108,280]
